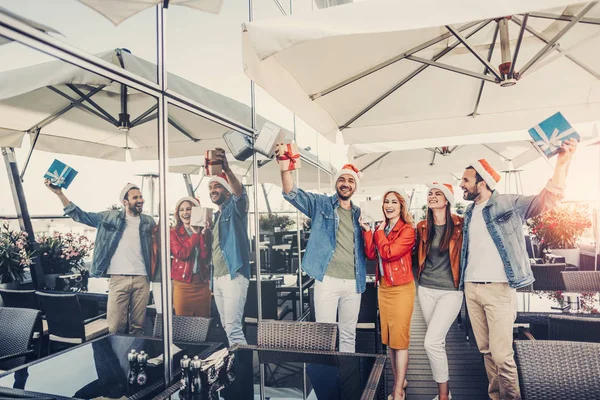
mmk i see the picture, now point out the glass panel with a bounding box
[0,1,158,82]
[0,40,168,397]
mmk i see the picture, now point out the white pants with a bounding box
[314,276,361,353]
[213,273,249,346]
[418,285,464,383]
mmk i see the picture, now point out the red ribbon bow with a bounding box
[277,144,300,171]
[204,151,223,175]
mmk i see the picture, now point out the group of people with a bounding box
[46,138,577,400]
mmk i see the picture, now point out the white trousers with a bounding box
[213,273,249,346]
[418,285,464,383]
[314,276,362,353]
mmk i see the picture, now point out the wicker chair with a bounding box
[153,314,211,343]
[0,288,47,342]
[257,320,337,351]
[561,271,600,292]
[0,307,41,372]
[531,263,566,291]
[514,340,600,400]
[548,314,600,343]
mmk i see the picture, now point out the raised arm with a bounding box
[215,148,243,197]
[45,179,103,227]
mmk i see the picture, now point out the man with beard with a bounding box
[207,148,250,346]
[458,138,577,400]
[45,181,155,335]
[281,163,367,353]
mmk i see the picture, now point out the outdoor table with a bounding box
[0,334,221,400]
[153,344,386,400]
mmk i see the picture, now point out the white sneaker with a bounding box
[432,392,452,400]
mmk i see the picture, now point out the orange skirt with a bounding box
[173,273,211,317]
[378,279,415,350]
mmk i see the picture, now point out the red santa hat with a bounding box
[333,164,362,189]
[470,159,501,190]
[426,182,455,205]
[208,172,232,193]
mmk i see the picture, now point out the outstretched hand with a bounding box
[358,215,371,231]
[556,138,578,164]
[214,148,230,172]
[44,178,62,195]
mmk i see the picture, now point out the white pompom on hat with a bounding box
[426,182,455,205]
[119,183,140,202]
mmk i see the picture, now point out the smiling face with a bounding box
[177,201,194,226]
[382,192,401,220]
[123,188,144,216]
[427,188,448,210]
[209,182,230,206]
[460,168,484,201]
[335,174,357,201]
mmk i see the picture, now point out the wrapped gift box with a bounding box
[204,150,223,176]
[254,122,286,158]
[223,130,253,161]
[275,143,301,171]
[528,112,580,158]
[43,159,78,189]
[190,207,213,228]
[360,200,384,223]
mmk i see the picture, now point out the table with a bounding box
[0,334,221,400]
[154,345,386,400]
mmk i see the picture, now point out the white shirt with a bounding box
[465,201,508,283]
[106,214,147,276]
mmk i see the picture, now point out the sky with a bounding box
[0,0,599,222]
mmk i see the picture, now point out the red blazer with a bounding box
[170,225,210,283]
[363,220,416,286]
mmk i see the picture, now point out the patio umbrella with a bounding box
[76,0,223,25]
[0,7,60,46]
[242,0,600,144]
[0,48,273,163]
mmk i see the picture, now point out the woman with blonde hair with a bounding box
[415,183,463,400]
[360,190,416,400]
[170,197,211,317]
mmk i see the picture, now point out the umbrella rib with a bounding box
[168,117,199,142]
[445,25,502,81]
[47,86,118,127]
[511,16,600,80]
[310,20,486,100]
[405,56,497,83]
[518,2,597,77]
[471,22,499,117]
[26,85,106,132]
[527,11,600,25]
[339,20,493,131]
[361,152,391,172]
[130,104,159,127]
[508,14,528,79]
[66,84,119,125]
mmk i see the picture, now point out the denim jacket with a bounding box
[63,202,156,278]
[214,187,250,279]
[283,184,367,293]
[459,182,564,290]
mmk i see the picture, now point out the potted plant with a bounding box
[37,231,93,289]
[259,214,294,233]
[0,223,34,288]
[527,204,592,267]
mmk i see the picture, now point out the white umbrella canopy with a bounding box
[76,0,223,25]
[243,0,600,144]
[0,7,61,46]
[0,48,269,161]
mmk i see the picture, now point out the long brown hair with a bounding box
[382,191,414,226]
[426,203,454,253]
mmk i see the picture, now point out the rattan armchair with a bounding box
[0,307,41,372]
[561,271,600,292]
[548,314,600,343]
[514,340,600,400]
[257,320,338,351]
[153,314,211,343]
[531,263,566,291]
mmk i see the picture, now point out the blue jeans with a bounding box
[213,273,249,345]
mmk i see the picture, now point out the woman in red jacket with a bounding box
[360,190,416,400]
[170,197,211,317]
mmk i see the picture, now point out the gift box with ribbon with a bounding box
[43,159,78,189]
[275,143,301,171]
[204,150,223,176]
[360,200,384,223]
[528,112,580,158]
[190,207,213,228]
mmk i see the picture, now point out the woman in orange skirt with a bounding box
[361,190,416,400]
[170,197,211,317]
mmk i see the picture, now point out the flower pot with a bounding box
[548,248,580,267]
[44,273,62,290]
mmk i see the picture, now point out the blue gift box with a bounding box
[528,112,580,158]
[44,159,78,189]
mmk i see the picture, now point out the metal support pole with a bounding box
[293,114,303,321]
[2,147,44,289]
[498,18,511,78]
[156,3,174,387]
[261,184,272,215]
[183,174,194,196]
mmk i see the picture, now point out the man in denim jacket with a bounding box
[45,181,155,336]
[281,163,367,353]
[458,139,577,400]
[207,149,250,346]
